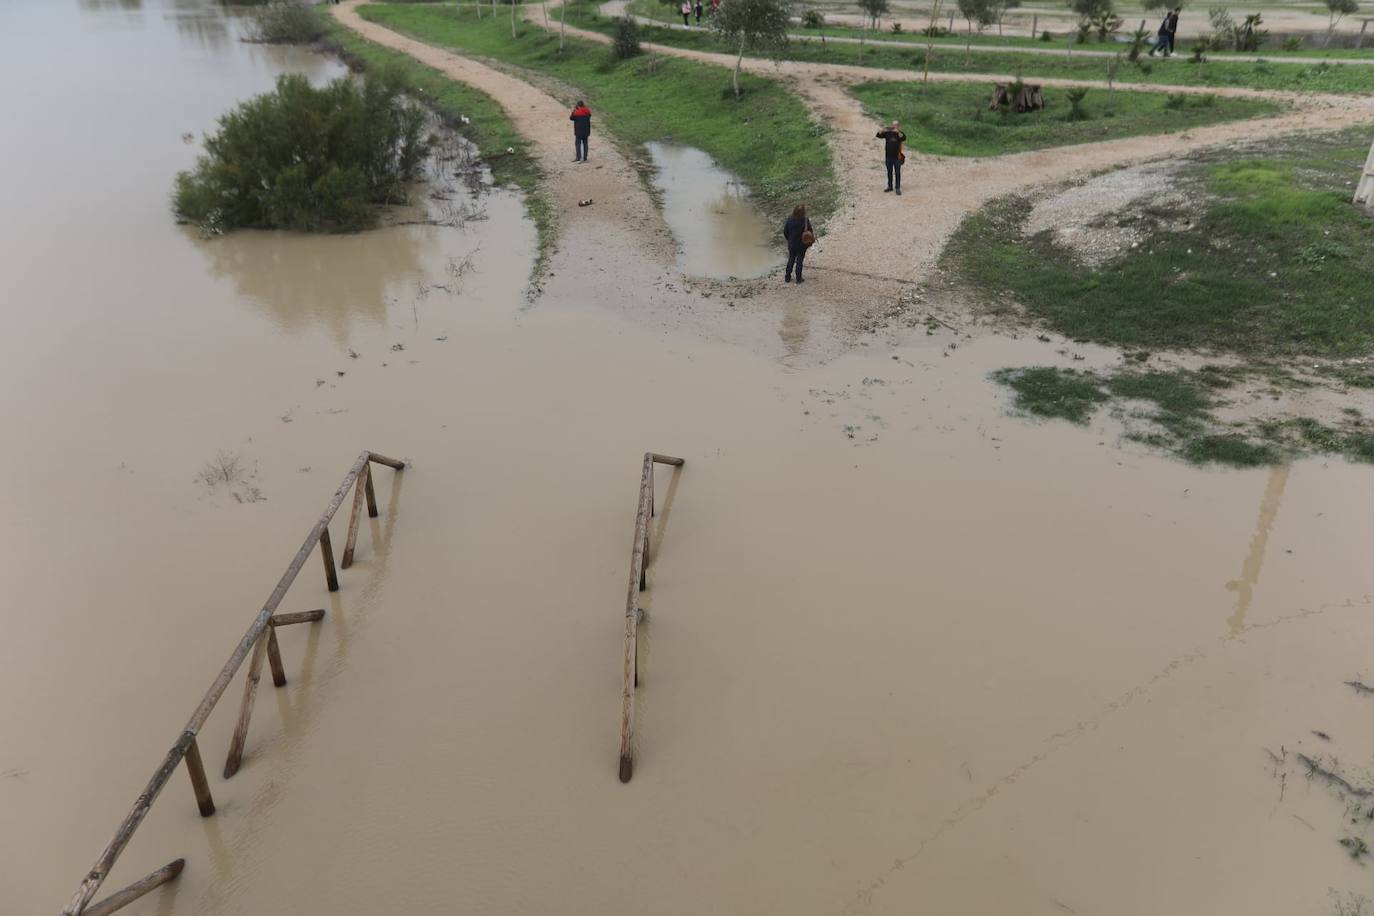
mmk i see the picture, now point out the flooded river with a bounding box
[4,2,1374,915]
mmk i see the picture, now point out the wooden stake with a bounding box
[184,738,215,818]
[82,859,185,916]
[363,464,378,518]
[266,629,287,688]
[269,609,326,627]
[319,527,339,592]
[223,633,270,778]
[341,469,368,569]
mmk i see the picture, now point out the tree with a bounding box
[1325,0,1359,46]
[992,0,1020,35]
[957,0,997,32]
[857,0,889,41]
[709,0,793,98]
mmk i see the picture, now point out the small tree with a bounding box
[957,0,998,32]
[1325,0,1359,46]
[1067,0,1117,37]
[857,0,889,41]
[709,0,792,98]
[613,14,642,57]
[993,0,1021,35]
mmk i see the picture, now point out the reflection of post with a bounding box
[1225,465,1290,635]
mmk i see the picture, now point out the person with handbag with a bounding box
[876,120,907,195]
[781,204,815,284]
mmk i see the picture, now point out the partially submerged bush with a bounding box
[174,70,431,232]
[249,0,326,44]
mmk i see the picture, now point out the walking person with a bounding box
[875,120,907,195]
[569,100,591,162]
[782,204,815,284]
[680,1,691,25]
[694,0,703,22]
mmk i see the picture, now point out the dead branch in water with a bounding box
[1297,753,1374,798]
[1345,679,1374,696]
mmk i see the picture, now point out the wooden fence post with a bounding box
[266,628,287,688]
[223,633,270,778]
[319,528,339,592]
[341,469,369,569]
[184,738,215,817]
[81,859,185,916]
[364,463,379,517]
[1031,13,1037,36]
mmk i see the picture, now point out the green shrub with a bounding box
[1066,86,1090,120]
[613,14,642,58]
[1281,35,1303,51]
[1040,28,1053,40]
[1164,91,1187,108]
[891,20,903,32]
[249,0,325,44]
[174,70,431,232]
[802,9,825,26]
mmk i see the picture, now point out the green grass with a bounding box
[571,4,1374,93]
[321,16,556,279]
[848,80,1279,156]
[992,366,1108,423]
[356,2,838,221]
[943,134,1374,358]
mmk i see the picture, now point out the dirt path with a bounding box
[332,0,674,278]
[552,0,1374,284]
[606,2,1374,66]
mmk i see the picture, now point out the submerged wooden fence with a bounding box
[59,450,407,916]
[619,451,685,784]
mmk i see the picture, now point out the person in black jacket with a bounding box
[781,204,814,284]
[876,120,906,195]
[569,101,592,162]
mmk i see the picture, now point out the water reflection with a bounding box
[644,141,776,281]
[192,224,443,343]
[1225,464,1289,635]
[169,7,232,51]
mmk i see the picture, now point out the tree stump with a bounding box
[1014,84,1045,112]
[990,83,1046,112]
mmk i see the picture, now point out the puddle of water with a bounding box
[644,141,777,280]
[5,2,1374,916]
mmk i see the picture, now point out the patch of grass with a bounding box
[943,134,1374,359]
[321,16,555,279]
[992,366,1108,423]
[358,1,837,221]
[579,6,1374,93]
[848,80,1279,157]
[1181,433,1279,466]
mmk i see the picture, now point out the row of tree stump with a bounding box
[989,82,1046,113]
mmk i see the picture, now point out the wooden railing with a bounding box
[618,451,685,783]
[59,449,407,916]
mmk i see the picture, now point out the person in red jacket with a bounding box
[570,101,592,162]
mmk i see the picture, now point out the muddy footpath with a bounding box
[4,2,1374,915]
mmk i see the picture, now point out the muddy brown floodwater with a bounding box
[643,141,777,280]
[4,1,1374,915]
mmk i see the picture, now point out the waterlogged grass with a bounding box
[570,5,1374,93]
[992,366,1107,423]
[988,365,1374,466]
[321,17,556,276]
[848,80,1279,157]
[945,137,1374,358]
[357,1,838,221]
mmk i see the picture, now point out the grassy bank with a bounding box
[571,4,1374,93]
[357,2,838,222]
[849,80,1281,157]
[945,135,1374,357]
[320,16,556,278]
[955,129,1374,465]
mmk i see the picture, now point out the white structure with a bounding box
[1355,137,1374,212]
